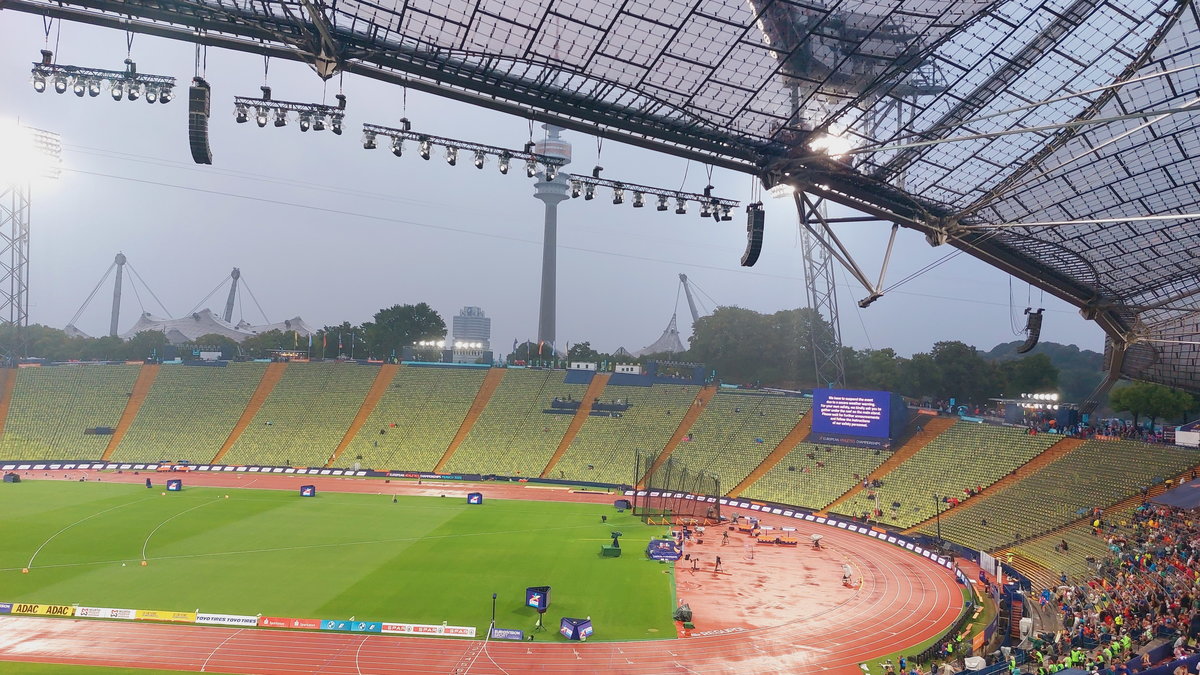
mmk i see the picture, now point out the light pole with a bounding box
[490,592,497,630]
[934,494,943,545]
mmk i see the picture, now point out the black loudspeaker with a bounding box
[1015,308,1044,354]
[741,202,765,267]
[188,77,213,165]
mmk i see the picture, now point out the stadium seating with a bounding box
[1003,506,1134,584]
[743,440,887,511]
[347,365,486,471]
[926,439,1199,551]
[0,364,141,460]
[835,423,1059,528]
[668,392,809,495]
[112,362,268,463]
[221,362,377,467]
[445,369,587,476]
[553,383,701,485]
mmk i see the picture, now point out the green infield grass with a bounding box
[0,480,676,641]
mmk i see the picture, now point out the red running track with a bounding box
[0,472,963,674]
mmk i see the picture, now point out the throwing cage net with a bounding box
[632,449,721,524]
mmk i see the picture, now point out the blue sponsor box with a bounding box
[490,627,525,641]
[321,619,351,631]
[350,621,382,633]
[0,602,11,614]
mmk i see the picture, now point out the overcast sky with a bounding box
[0,15,1105,358]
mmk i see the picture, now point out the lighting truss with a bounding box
[570,172,738,220]
[361,121,567,176]
[233,86,346,134]
[31,51,174,103]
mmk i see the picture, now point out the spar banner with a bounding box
[75,606,137,620]
[321,619,382,633]
[196,613,259,626]
[258,616,322,630]
[10,603,74,617]
[135,609,197,623]
[381,622,476,637]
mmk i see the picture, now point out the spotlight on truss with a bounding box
[233,87,347,135]
[32,51,175,105]
[360,122,567,181]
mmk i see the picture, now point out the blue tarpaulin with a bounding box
[1151,478,1200,509]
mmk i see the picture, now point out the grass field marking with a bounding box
[3,522,605,574]
[26,497,158,569]
[141,497,224,561]
[199,627,245,672]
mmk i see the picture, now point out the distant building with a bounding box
[450,306,492,364]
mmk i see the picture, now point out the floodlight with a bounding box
[419,138,431,160]
[525,158,538,178]
[145,86,158,104]
[298,113,312,132]
[127,82,141,101]
[498,152,511,174]
[235,104,249,123]
[255,107,269,127]
[808,132,854,158]
[675,197,687,215]
[72,78,85,97]
[110,81,124,101]
[584,183,595,200]
[612,187,624,205]
[446,146,458,166]
[330,115,342,135]
[700,201,712,218]
[313,115,326,132]
[632,191,645,208]
[32,70,47,93]
[53,75,68,94]
[657,195,669,211]
[720,205,733,221]
[362,130,377,149]
[473,150,486,169]
[87,79,101,97]
[273,109,287,127]
[545,165,557,180]
[570,180,581,198]
[159,87,173,104]
[391,137,403,157]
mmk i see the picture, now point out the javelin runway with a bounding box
[0,472,963,674]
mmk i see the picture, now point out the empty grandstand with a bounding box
[0,364,141,460]
[221,362,378,467]
[667,391,809,496]
[926,439,1199,551]
[744,440,886,511]
[444,369,587,476]
[342,365,485,471]
[836,422,1061,528]
[553,383,701,485]
[111,362,268,463]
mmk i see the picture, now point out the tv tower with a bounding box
[533,124,571,354]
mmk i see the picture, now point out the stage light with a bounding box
[545,165,557,180]
[272,109,287,127]
[235,104,249,124]
[700,201,711,218]
[111,81,124,101]
[32,70,47,93]
[72,78,86,97]
[159,87,173,104]
[145,86,158,103]
[88,79,101,97]
[473,149,486,169]
[446,146,458,166]
[391,137,403,156]
[612,187,624,205]
[53,75,68,94]
[657,195,669,211]
[498,152,511,174]
[298,113,312,132]
[127,82,141,101]
[330,115,342,135]
[720,205,733,221]
[362,130,377,149]
[675,197,687,215]
[525,158,538,178]
[313,114,326,131]
[255,107,269,127]
[584,183,595,200]
[632,191,645,208]
[570,180,581,198]
[419,138,431,160]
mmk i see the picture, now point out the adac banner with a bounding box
[135,609,197,623]
[196,613,259,626]
[382,622,477,637]
[10,603,74,617]
[321,619,382,633]
[258,616,322,630]
[75,606,137,620]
